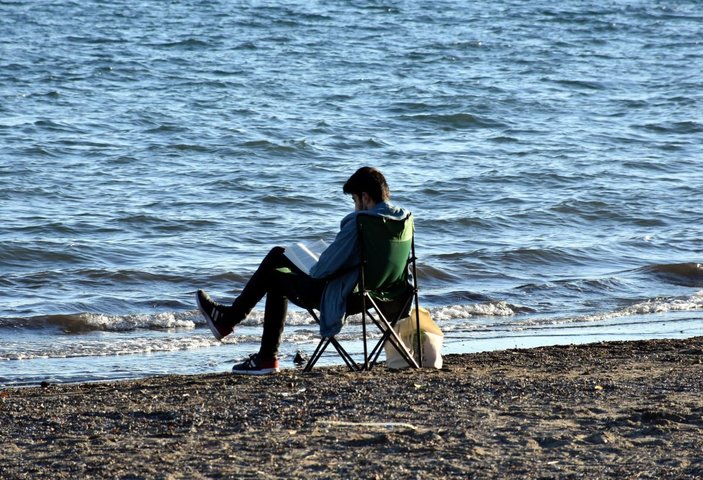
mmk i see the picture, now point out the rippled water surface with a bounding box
[1,0,702,385]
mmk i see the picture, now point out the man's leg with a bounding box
[256,265,324,361]
[198,246,324,364]
[228,247,288,321]
[228,249,324,374]
[198,246,292,336]
[197,247,290,339]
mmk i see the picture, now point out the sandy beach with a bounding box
[1,337,701,479]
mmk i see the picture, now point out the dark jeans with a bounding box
[229,247,325,360]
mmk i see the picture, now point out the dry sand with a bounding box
[1,337,702,479]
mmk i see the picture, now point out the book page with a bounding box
[284,239,328,275]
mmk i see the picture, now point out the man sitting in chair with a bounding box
[196,166,411,374]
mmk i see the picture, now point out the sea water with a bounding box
[1,0,702,386]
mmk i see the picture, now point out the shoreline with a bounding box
[2,337,702,479]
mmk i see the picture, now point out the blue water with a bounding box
[2,0,702,386]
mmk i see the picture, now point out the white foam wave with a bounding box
[9,292,698,336]
[518,291,703,328]
[1,335,220,361]
[430,301,517,320]
[581,291,703,323]
[81,312,197,331]
[0,312,200,332]
[4,294,701,363]
[234,301,518,327]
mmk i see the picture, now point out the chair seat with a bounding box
[344,289,412,320]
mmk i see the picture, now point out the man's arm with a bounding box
[309,213,359,280]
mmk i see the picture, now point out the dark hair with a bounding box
[343,166,390,202]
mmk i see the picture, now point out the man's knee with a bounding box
[261,246,287,270]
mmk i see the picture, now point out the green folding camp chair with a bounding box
[303,212,422,372]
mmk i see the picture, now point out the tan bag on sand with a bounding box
[385,307,444,369]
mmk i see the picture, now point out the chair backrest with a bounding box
[356,213,414,300]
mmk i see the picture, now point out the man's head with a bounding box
[343,166,390,211]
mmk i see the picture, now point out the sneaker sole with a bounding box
[196,292,224,341]
[231,367,280,375]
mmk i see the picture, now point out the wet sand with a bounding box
[1,337,702,479]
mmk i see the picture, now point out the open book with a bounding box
[283,239,328,275]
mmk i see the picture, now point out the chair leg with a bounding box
[302,306,359,372]
[303,336,359,372]
[303,337,330,372]
[368,329,390,367]
[363,298,420,369]
[375,321,420,369]
[330,337,360,371]
[413,300,422,368]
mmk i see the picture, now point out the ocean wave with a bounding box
[0,300,523,334]
[620,294,703,317]
[485,246,591,267]
[400,112,505,129]
[640,263,703,288]
[0,242,94,266]
[643,263,703,287]
[429,302,520,320]
[237,301,523,327]
[152,39,212,49]
[65,35,128,45]
[11,287,699,335]
[552,79,606,91]
[563,294,703,327]
[519,291,703,328]
[0,336,219,362]
[2,294,701,363]
[240,139,314,154]
[516,276,627,294]
[640,121,703,135]
[0,312,197,333]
